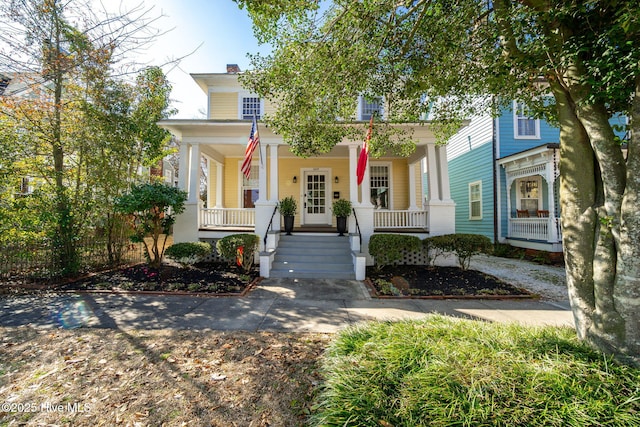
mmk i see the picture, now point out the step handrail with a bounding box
[264,205,279,248]
[352,208,362,248]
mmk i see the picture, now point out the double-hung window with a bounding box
[513,101,539,139]
[361,97,382,120]
[469,181,482,220]
[370,165,390,209]
[242,97,261,120]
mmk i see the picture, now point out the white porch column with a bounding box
[426,144,440,201]
[408,162,418,210]
[178,143,189,191]
[546,164,559,242]
[256,143,268,203]
[436,145,452,202]
[188,143,200,203]
[349,144,358,203]
[254,143,277,252]
[215,161,224,208]
[269,144,279,202]
[173,142,199,244]
[361,151,372,207]
[424,143,455,236]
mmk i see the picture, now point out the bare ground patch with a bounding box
[0,327,329,426]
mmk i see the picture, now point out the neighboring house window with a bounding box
[469,181,482,220]
[242,97,261,119]
[361,97,382,120]
[242,164,259,208]
[517,176,541,216]
[370,165,389,209]
[513,101,539,139]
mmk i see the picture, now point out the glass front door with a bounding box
[303,171,330,224]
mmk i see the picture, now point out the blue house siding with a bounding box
[448,142,495,241]
[497,105,560,158]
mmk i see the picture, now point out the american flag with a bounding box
[241,113,260,179]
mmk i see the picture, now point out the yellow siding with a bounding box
[209,92,237,120]
[263,99,277,116]
[207,161,217,207]
[391,159,409,209]
[224,158,240,208]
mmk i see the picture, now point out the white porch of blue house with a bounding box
[498,144,562,252]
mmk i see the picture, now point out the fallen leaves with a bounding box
[0,327,329,426]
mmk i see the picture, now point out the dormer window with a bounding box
[242,97,261,119]
[361,97,382,120]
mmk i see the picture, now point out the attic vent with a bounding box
[226,64,241,74]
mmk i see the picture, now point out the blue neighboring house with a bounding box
[446,100,563,253]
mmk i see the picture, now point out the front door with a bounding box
[303,171,331,225]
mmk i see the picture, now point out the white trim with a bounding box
[515,175,542,212]
[469,180,482,220]
[513,100,540,139]
[370,161,393,209]
[238,93,264,120]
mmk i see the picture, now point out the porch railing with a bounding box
[508,217,562,242]
[200,208,255,228]
[374,209,427,229]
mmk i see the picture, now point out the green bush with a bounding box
[165,241,212,266]
[426,233,491,270]
[311,316,640,427]
[369,234,422,271]
[215,234,260,272]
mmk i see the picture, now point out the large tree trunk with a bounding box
[613,75,640,365]
[552,61,639,366]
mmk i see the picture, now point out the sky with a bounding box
[118,0,271,119]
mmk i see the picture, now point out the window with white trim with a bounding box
[242,165,259,208]
[242,97,261,119]
[513,101,539,139]
[469,181,482,220]
[370,165,390,209]
[361,97,382,120]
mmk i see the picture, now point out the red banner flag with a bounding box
[241,113,260,179]
[356,116,373,186]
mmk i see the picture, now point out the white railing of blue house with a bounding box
[508,217,562,242]
[374,209,428,229]
[200,208,255,228]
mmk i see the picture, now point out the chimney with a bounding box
[226,64,241,74]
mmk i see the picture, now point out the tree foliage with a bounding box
[237,0,640,365]
[115,183,187,269]
[0,0,174,273]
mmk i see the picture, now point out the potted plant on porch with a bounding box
[332,199,352,236]
[279,196,297,235]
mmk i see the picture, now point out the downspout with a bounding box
[492,99,499,244]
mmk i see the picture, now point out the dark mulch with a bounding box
[58,262,259,294]
[367,265,533,298]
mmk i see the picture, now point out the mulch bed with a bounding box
[366,265,534,299]
[55,262,260,295]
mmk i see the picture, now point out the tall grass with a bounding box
[311,316,640,426]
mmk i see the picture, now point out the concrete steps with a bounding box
[270,234,355,279]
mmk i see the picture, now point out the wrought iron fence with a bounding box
[0,237,145,284]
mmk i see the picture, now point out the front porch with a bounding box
[498,144,562,253]
[161,119,456,279]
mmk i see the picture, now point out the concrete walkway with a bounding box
[0,267,574,333]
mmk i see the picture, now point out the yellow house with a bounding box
[159,65,456,279]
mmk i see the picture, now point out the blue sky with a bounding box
[131,0,271,119]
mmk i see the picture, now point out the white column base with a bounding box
[426,201,456,236]
[173,202,199,243]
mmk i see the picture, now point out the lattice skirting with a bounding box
[199,238,228,263]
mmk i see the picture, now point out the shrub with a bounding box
[369,234,422,271]
[331,199,352,217]
[165,241,212,266]
[427,233,491,270]
[278,196,297,216]
[215,234,260,272]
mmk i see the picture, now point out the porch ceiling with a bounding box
[159,119,440,161]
